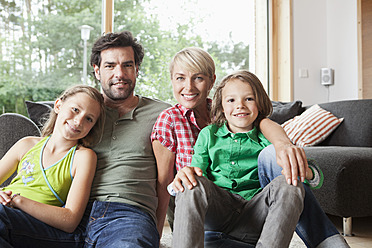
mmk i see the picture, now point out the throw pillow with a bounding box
[269,101,303,124]
[281,104,344,147]
[25,101,53,129]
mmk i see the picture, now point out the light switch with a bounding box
[299,68,309,78]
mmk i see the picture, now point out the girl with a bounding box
[171,70,308,247]
[0,85,105,247]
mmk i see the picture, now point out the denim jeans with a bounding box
[257,144,342,247]
[84,201,159,248]
[0,204,86,248]
[173,175,304,248]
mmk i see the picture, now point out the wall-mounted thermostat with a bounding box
[320,68,334,86]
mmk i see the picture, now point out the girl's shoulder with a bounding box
[71,146,97,175]
[11,136,43,160]
[74,146,97,163]
[17,136,43,149]
[75,146,96,157]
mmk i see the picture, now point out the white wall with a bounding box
[292,0,358,106]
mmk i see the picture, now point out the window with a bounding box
[1,0,268,114]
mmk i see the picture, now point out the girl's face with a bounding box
[54,93,101,142]
[221,79,259,133]
[171,64,214,110]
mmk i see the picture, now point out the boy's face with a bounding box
[171,64,214,110]
[221,79,258,133]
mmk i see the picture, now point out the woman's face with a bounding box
[171,64,214,110]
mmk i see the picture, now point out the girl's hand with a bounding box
[0,190,12,206]
[172,167,203,193]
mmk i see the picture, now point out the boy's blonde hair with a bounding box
[211,70,272,128]
[169,47,215,81]
[41,85,105,147]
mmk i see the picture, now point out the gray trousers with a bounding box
[172,175,305,248]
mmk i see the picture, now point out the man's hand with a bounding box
[172,167,203,193]
[275,143,309,186]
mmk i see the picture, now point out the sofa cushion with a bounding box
[282,104,343,147]
[25,101,53,129]
[269,101,303,124]
[317,99,372,147]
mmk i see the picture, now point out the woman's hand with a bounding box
[275,143,309,186]
[172,166,203,192]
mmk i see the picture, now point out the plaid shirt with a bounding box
[151,99,211,171]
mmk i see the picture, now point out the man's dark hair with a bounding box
[90,31,144,70]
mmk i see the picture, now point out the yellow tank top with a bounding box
[4,136,77,206]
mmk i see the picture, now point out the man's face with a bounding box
[93,47,138,101]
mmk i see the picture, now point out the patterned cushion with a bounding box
[282,104,343,147]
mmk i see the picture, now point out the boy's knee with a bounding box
[272,175,305,203]
[175,176,210,201]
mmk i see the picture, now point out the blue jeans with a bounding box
[84,201,159,248]
[0,204,86,248]
[257,144,340,248]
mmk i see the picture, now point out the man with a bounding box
[84,31,170,247]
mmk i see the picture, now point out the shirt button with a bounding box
[112,136,117,140]
[231,161,235,165]
[234,140,238,142]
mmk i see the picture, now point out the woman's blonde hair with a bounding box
[41,85,105,147]
[211,70,272,128]
[169,47,215,81]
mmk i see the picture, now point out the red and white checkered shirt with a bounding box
[151,99,211,171]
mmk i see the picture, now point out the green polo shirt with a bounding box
[191,123,271,201]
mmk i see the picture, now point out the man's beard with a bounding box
[102,79,135,101]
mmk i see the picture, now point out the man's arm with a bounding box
[259,118,312,185]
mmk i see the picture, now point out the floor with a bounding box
[161,215,372,247]
[329,215,372,248]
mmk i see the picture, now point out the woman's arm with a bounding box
[259,118,311,185]
[152,140,175,237]
[10,148,97,233]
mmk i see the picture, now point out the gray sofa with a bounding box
[1,99,371,236]
[270,99,372,236]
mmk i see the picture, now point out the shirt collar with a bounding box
[106,95,142,120]
[175,98,212,117]
[215,123,260,143]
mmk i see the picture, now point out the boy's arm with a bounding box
[172,128,210,193]
[259,118,309,186]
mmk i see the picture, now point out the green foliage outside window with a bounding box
[0,0,250,116]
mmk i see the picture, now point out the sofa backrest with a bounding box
[0,113,41,187]
[310,99,372,147]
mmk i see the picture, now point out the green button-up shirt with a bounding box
[191,123,271,201]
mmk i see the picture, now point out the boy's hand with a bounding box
[172,167,203,193]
